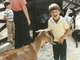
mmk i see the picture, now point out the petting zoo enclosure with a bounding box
[0,0,80,53]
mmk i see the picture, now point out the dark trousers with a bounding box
[53,40,67,60]
[13,10,31,49]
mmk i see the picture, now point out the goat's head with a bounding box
[66,8,73,15]
[36,28,54,44]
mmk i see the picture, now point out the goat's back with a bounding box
[0,44,37,60]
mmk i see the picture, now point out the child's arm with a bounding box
[4,16,7,21]
[58,27,70,44]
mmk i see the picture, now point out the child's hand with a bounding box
[58,37,64,44]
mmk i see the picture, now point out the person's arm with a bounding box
[58,27,70,44]
[22,4,31,25]
[4,16,7,21]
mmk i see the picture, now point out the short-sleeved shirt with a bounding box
[10,0,27,11]
[4,9,14,21]
[48,16,69,42]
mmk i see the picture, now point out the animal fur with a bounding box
[0,29,54,60]
[72,29,80,41]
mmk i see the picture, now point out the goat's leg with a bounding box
[76,40,78,48]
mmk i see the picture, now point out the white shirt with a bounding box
[4,9,14,21]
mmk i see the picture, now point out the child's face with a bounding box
[6,4,11,9]
[50,9,60,20]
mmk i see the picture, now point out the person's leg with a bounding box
[10,22,14,41]
[60,55,66,60]
[14,11,31,49]
[14,11,23,49]
[22,27,31,46]
[15,28,23,48]
[21,11,31,46]
[7,21,12,41]
[60,40,67,60]
[53,43,59,60]
[54,53,59,60]
[12,22,15,40]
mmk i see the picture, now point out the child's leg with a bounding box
[11,22,15,46]
[10,22,14,41]
[6,21,12,41]
[12,22,15,40]
[52,42,59,60]
[60,40,67,60]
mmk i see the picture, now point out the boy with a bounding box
[4,1,15,43]
[48,3,70,60]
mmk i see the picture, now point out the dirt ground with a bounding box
[38,35,80,60]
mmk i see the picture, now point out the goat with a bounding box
[64,8,72,25]
[72,29,80,48]
[72,29,80,41]
[0,28,54,60]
